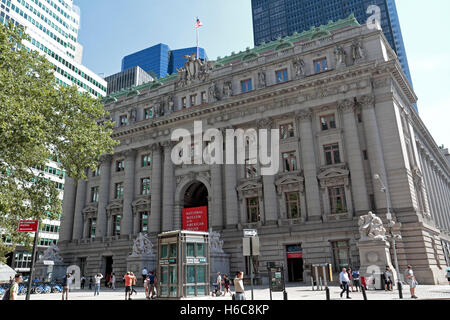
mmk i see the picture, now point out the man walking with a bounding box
[80,275,86,290]
[111,273,116,290]
[216,272,222,296]
[130,272,137,295]
[124,272,134,301]
[384,267,393,291]
[233,271,246,300]
[149,271,157,299]
[339,268,351,299]
[4,274,22,300]
[352,268,361,292]
[142,267,148,285]
[405,265,418,299]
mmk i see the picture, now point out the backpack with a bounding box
[149,274,155,285]
[2,287,11,300]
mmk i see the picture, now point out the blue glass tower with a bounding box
[122,44,207,79]
[251,0,413,88]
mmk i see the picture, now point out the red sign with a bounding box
[182,206,208,232]
[19,220,39,232]
[287,252,303,259]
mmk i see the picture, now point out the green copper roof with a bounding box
[103,14,359,103]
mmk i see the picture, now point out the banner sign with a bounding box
[286,245,303,259]
[19,220,39,232]
[182,206,208,232]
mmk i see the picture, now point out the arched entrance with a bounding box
[180,180,209,232]
[184,181,208,209]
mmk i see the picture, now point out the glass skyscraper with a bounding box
[122,43,207,79]
[251,0,413,88]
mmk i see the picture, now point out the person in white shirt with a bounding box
[216,272,222,295]
[233,271,245,300]
[142,267,148,284]
[339,268,351,299]
[405,265,418,299]
[94,273,103,296]
[111,273,116,290]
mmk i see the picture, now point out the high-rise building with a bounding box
[251,0,413,87]
[122,43,207,79]
[0,0,107,275]
[105,66,154,95]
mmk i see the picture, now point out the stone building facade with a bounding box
[58,16,450,284]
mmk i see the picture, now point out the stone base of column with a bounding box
[34,261,69,283]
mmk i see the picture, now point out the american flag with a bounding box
[195,18,203,29]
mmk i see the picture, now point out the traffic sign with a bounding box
[243,229,258,238]
[19,220,39,232]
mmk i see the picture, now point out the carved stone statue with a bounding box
[334,45,347,69]
[258,69,267,88]
[222,81,233,98]
[40,243,63,263]
[154,98,164,117]
[358,211,387,241]
[208,81,220,102]
[209,231,225,254]
[176,54,214,88]
[132,233,155,257]
[128,108,137,123]
[167,95,175,113]
[351,39,365,64]
[293,57,306,79]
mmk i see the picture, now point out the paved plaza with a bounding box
[14,284,450,301]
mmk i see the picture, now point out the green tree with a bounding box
[0,23,118,261]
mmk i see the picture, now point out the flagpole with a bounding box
[196,26,199,59]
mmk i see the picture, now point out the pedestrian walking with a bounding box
[216,272,223,296]
[80,275,86,290]
[89,276,93,290]
[111,273,116,290]
[142,267,148,284]
[124,272,134,300]
[2,273,22,300]
[446,267,450,285]
[339,268,351,299]
[348,268,355,292]
[223,274,232,296]
[148,271,157,299]
[233,271,246,300]
[130,272,137,295]
[384,267,393,291]
[62,273,72,300]
[105,273,111,288]
[352,268,361,292]
[144,275,150,299]
[405,265,418,299]
[94,273,103,296]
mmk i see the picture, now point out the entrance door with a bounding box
[286,244,303,282]
[105,256,113,282]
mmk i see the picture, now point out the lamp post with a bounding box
[374,174,403,299]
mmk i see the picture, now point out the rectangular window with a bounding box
[280,123,295,139]
[314,58,328,73]
[119,115,128,126]
[115,182,124,199]
[331,240,351,272]
[116,160,125,172]
[320,114,336,131]
[141,154,151,167]
[190,94,197,107]
[329,186,347,214]
[241,79,253,93]
[182,97,187,109]
[275,69,288,83]
[324,143,341,165]
[112,215,121,236]
[201,91,207,104]
[144,108,153,120]
[92,166,100,177]
[286,192,301,219]
[282,151,297,172]
[247,197,260,223]
[91,186,99,203]
[245,158,258,178]
[139,212,149,233]
[88,218,96,239]
[141,177,151,195]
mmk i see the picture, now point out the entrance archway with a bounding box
[184,181,208,209]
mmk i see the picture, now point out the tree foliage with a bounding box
[0,23,118,261]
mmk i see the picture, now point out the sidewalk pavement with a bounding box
[14,283,450,301]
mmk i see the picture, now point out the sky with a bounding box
[75,0,450,148]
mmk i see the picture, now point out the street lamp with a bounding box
[374,174,403,298]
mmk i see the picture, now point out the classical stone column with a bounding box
[150,143,162,234]
[162,141,175,231]
[430,163,446,229]
[82,215,89,239]
[436,171,450,230]
[211,164,224,229]
[339,99,370,215]
[122,150,137,236]
[422,156,442,227]
[72,178,87,240]
[96,155,112,238]
[224,127,239,228]
[259,119,278,224]
[359,95,390,212]
[59,177,77,242]
[297,110,322,221]
[419,153,436,219]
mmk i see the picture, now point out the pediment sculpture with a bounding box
[131,233,155,257]
[358,211,387,241]
[176,53,215,87]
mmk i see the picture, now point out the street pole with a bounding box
[250,238,254,300]
[26,221,39,301]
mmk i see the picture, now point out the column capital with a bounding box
[337,98,356,113]
[99,154,113,164]
[357,94,375,109]
[257,118,274,130]
[151,142,161,152]
[295,110,312,122]
[124,149,137,158]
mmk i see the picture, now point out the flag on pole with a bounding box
[195,17,203,29]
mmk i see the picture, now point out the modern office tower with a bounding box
[122,43,207,79]
[251,0,413,87]
[105,66,154,95]
[0,0,107,97]
[0,0,106,274]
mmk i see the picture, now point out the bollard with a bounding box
[319,277,323,291]
[311,277,315,291]
[283,290,288,300]
[398,281,403,299]
[361,285,368,300]
[325,287,330,300]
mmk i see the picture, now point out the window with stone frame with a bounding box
[282,151,298,172]
[246,197,260,223]
[314,58,328,73]
[241,79,253,93]
[141,154,151,167]
[331,240,351,272]
[320,114,336,131]
[190,94,197,107]
[280,123,295,139]
[141,177,151,195]
[144,108,153,120]
[112,215,121,236]
[114,182,124,199]
[324,143,341,165]
[92,166,100,177]
[88,218,96,239]
[139,212,149,233]
[328,185,347,214]
[245,158,258,179]
[119,115,128,127]
[91,186,99,203]
[286,192,301,219]
[201,91,207,104]
[275,68,288,83]
[181,97,187,109]
[116,160,125,172]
